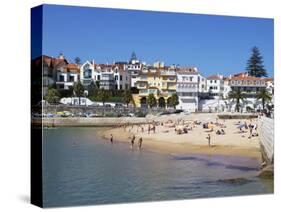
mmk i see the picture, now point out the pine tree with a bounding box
[246,47,267,77]
[130,51,137,61]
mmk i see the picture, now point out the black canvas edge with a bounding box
[31,5,43,208]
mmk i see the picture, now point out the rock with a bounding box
[258,165,274,179]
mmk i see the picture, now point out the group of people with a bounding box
[130,135,143,149]
[236,120,258,139]
[109,134,143,150]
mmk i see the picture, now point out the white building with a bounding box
[206,75,224,98]
[56,63,80,90]
[125,59,142,88]
[176,67,206,112]
[80,61,130,90]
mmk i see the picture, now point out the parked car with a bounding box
[115,103,124,108]
[127,113,135,117]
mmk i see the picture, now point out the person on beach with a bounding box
[141,126,144,133]
[248,125,253,139]
[148,124,151,134]
[206,134,211,147]
[131,135,136,149]
[138,137,143,150]
[110,134,113,144]
[152,124,156,133]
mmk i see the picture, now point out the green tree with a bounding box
[123,89,132,107]
[170,93,179,109]
[228,89,246,112]
[88,81,99,99]
[98,89,111,106]
[256,88,272,110]
[73,81,85,105]
[45,88,60,104]
[74,57,81,65]
[147,93,157,108]
[246,47,267,77]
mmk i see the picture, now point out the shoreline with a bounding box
[41,113,264,162]
[100,127,262,160]
[98,113,262,161]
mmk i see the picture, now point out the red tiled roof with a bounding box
[264,77,274,82]
[230,76,264,81]
[207,75,221,80]
[66,63,79,73]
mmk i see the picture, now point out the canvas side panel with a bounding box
[31,5,43,208]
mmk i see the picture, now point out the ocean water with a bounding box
[42,127,273,207]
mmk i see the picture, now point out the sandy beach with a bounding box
[101,113,262,160]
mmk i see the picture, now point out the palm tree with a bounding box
[147,93,157,108]
[256,88,272,110]
[170,93,179,109]
[228,89,246,112]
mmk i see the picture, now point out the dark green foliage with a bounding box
[44,88,60,104]
[170,93,179,109]
[97,89,111,105]
[147,93,157,108]
[74,57,81,65]
[246,47,268,77]
[256,88,272,110]
[123,89,132,107]
[228,89,246,112]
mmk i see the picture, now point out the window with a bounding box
[190,77,193,82]
[59,75,64,82]
[97,75,100,80]
[120,75,123,81]
[69,75,75,82]
[214,80,217,83]
[120,85,122,90]
[210,80,213,83]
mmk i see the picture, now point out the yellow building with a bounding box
[133,68,177,108]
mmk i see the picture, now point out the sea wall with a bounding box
[258,116,274,164]
[37,117,149,127]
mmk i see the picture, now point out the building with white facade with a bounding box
[125,59,142,88]
[206,75,224,98]
[226,73,267,111]
[176,67,206,112]
[80,61,130,90]
[56,63,80,90]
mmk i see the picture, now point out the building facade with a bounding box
[134,67,177,108]
[176,67,205,112]
[80,61,130,90]
[56,63,80,90]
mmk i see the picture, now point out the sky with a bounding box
[40,4,274,77]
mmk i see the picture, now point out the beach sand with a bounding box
[100,113,262,160]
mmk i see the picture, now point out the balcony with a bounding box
[160,70,176,76]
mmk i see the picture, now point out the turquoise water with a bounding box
[42,127,273,207]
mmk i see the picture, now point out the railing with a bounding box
[258,116,274,164]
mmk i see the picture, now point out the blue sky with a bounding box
[41,4,274,77]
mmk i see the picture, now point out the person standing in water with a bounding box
[138,137,143,150]
[131,135,136,149]
[110,134,113,144]
[206,134,211,147]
